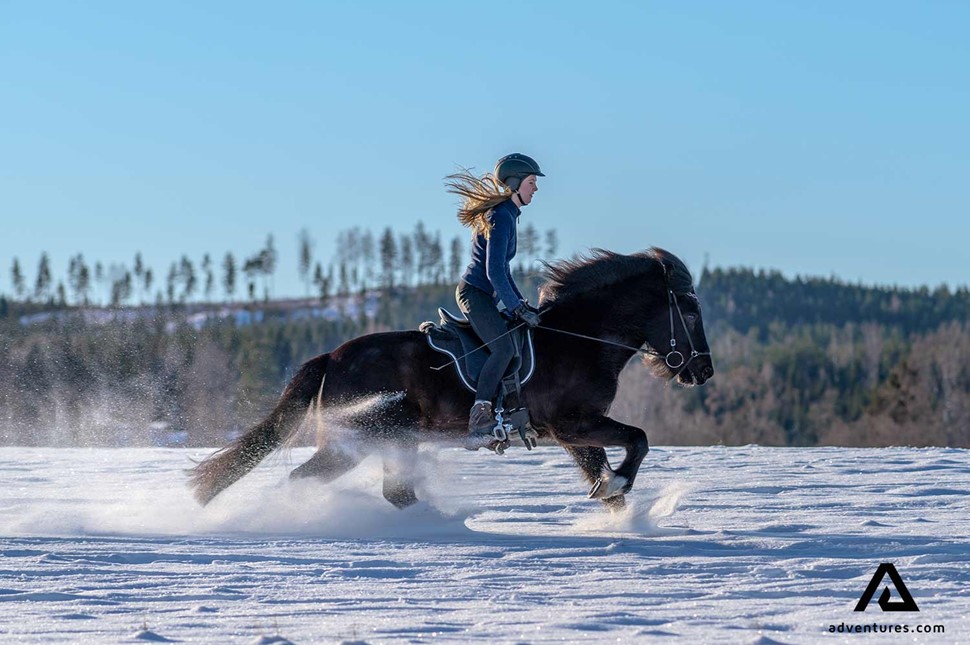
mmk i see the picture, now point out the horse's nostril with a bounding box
[701,366,714,380]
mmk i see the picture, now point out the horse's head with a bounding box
[538,246,715,386]
[639,252,714,387]
[641,286,714,386]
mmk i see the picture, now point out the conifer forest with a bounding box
[2,224,968,448]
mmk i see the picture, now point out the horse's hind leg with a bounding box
[381,438,419,509]
[563,446,626,512]
[290,443,364,483]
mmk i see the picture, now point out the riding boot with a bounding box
[467,401,494,435]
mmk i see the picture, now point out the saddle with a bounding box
[420,308,538,453]
[420,308,535,394]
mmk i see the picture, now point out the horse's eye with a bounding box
[685,313,697,324]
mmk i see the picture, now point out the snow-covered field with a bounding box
[1,445,967,644]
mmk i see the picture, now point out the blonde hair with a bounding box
[445,168,513,238]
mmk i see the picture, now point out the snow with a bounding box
[1,445,967,643]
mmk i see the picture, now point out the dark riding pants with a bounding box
[456,281,516,404]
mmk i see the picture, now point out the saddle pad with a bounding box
[420,310,535,393]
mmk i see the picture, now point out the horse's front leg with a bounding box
[553,416,650,500]
[563,446,627,511]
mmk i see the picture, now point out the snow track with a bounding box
[1,446,967,643]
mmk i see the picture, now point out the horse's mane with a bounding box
[538,247,694,306]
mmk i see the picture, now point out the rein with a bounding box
[535,290,708,377]
[539,268,711,379]
[431,264,711,379]
[432,284,710,380]
[429,322,523,371]
[533,324,654,357]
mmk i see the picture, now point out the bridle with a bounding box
[533,277,711,382]
[660,286,712,380]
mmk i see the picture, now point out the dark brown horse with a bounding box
[189,247,714,510]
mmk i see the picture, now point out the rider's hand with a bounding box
[514,304,540,328]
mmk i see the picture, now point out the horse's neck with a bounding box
[543,301,647,352]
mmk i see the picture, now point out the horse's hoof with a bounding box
[588,471,629,499]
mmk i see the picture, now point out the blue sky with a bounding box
[2,1,968,300]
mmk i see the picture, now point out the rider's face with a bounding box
[517,175,538,205]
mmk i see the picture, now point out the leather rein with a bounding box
[536,277,711,381]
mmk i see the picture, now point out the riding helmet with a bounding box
[494,153,545,191]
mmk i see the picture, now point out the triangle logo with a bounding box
[854,563,919,612]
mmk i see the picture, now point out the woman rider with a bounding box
[445,153,544,449]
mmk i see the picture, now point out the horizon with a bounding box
[3,2,968,299]
[5,236,966,312]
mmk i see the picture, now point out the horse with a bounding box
[189,247,714,511]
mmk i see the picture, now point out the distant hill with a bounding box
[698,267,970,335]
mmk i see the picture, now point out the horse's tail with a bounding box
[188,353,329,506]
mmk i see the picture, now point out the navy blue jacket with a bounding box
[459,198,524,312]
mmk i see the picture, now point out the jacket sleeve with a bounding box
[485,210,523,312]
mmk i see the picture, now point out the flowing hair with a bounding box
[444,168,513,238]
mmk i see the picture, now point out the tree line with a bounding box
[3,222,559,309]
[699,267,970,338]
[1,239,967,449]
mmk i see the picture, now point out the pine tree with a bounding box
[338,262,349,298]
[11,258,26,301]
[68,256,79,302]
[34,253,52,302]
[95,262,105,306]
[133,252,144,304]
[379,227,397,289]
[428,233,444,285]
[337,228,361,271]
[261,234,277,298]
[521,223,538,266]
[414,222,431,284]
[243,252,264,302]
[399,235,414,287]
[312,262,332,304]
[223,252,236,302]
[361,229,375,289]
[179,256,196,302]
[449,236,464,282]
[202,253,214,302]
[166,263,177,304]
[298,229,313,298]
[545,228,559,258]
[68,254,91,305]
[110,271,133,307]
